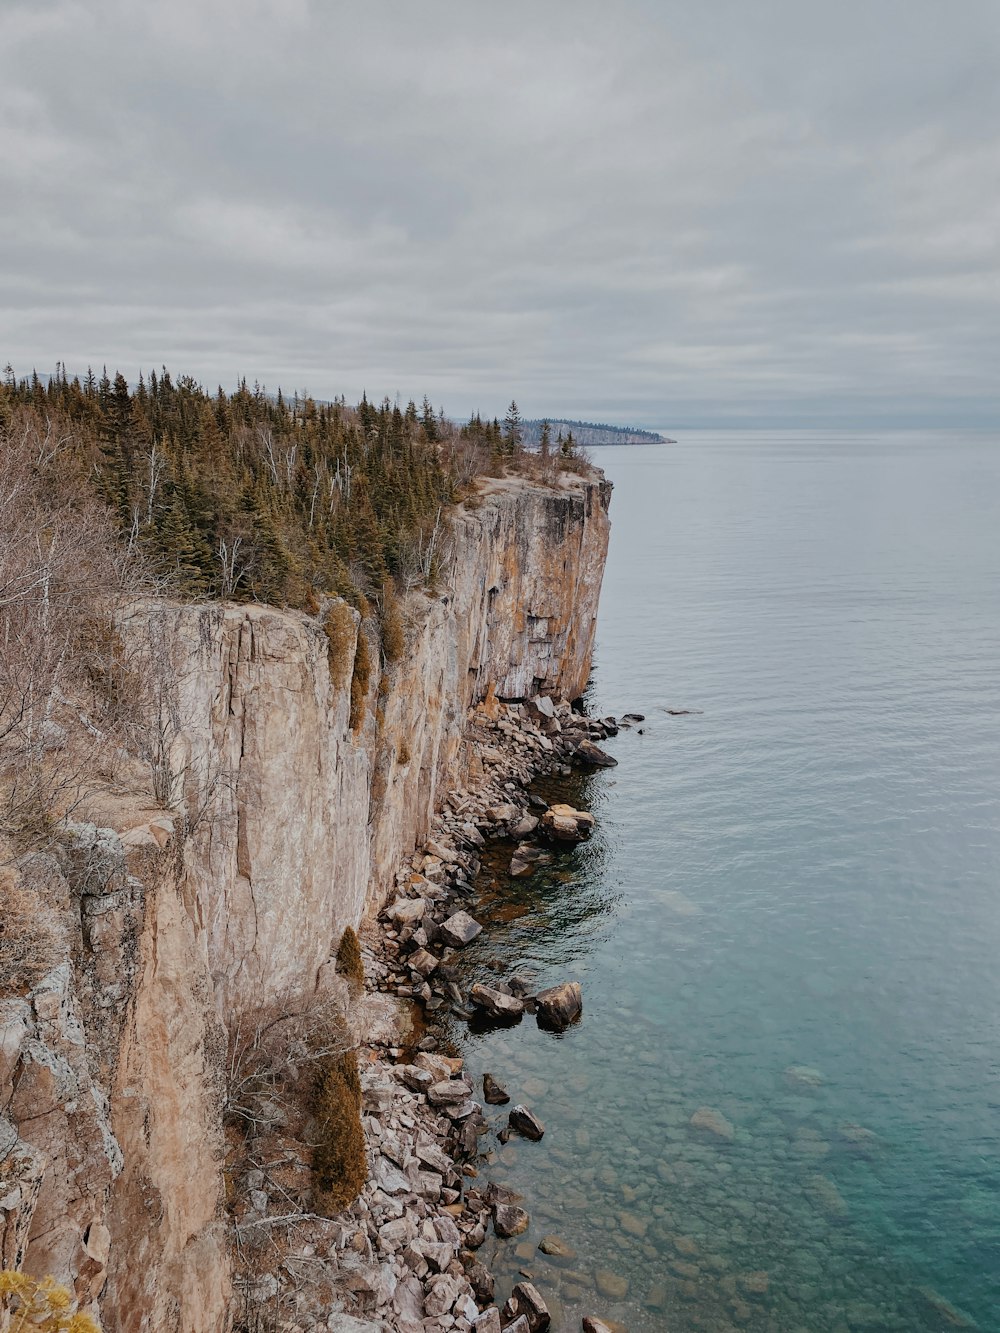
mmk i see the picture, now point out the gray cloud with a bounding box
[2,0,998,426]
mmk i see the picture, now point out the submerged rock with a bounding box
[535,981,583,1032]
[483,1072,511,1104]
[804,1172,850,1219]
[689,1106,735,1141]
[594,1269,629,1300]
[784,1064,826,1090]
[539,1235,577,1261]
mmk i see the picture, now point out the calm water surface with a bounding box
[447,433,1000,1332]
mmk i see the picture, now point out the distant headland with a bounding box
[522,418,672,447]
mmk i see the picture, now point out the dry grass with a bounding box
[348,628,372,733]
[0,867,60,997]
[312,1049,367,1216]
[323,601,356,692]
[335,926,364,992]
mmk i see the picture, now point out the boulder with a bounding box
[408,948,439,977]
[439,911,483,948]
[469,984,524,1021]
[541,804,596,842]
[509,1105,545,1141]
[386,897,426,925]
[483,1072,511,1105]
[539,1235,576,1260]
[574,739,618,767]
[535,982,583,1031]
[689,1106,735,1141]
[492,1203,530,1238]
[511,815,540,839]
[582,1320,617,1333]
[510,843,552,877]
[474,1309,502,1333]
[502,1282,551,1332]
[594,1269,629,1300]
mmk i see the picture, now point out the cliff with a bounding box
[0,471,610,1332]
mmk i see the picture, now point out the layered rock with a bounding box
[0,470,610,1332]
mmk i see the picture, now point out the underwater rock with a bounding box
[439,910,483,947]
[594,1268,629,1300]
[469,984,525,1020]
[689,1106,735,1141]
[784,1064,826,1090]
[493,1203,530,1238]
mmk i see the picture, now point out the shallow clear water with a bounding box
[446,433,1000,1332]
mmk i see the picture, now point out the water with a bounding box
[444,433,1000,1332]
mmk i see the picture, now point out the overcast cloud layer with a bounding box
[3,0,999,427]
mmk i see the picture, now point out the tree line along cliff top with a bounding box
[0,367,592,612]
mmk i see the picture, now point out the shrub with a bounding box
[379,583,405,664]
[323,601,356,692]
[312,1049,367,1215]
[335,925,364,991]
[0,870,59,997]
[397,739,411,766]
[348,627,372,733]
[0,1271,99,1333]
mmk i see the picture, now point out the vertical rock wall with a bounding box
[0,470,610,1332]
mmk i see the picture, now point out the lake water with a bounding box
[444,433,1000,1332]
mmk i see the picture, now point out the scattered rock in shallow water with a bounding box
[509,1105,545,1140]
[784,1064,826,1090]
[594,1269,629,1300]
[738,1270,770,1297]
[618,1211,647,1238]
[469,983,525,1020]
[804,1172,849,1219]
[916,1286,976,1328]
[838,1122,881,1156]
[511,814,540,838]
[542,804,596,842]
[689,1106,735,1141]
[503,1281,551,1332]
[493,1203,530,1237]
[539,1235,577,1261]
[465,1260,495,1304]
[483,1072,511,1104]
[535,981,583,1031]
[510,843,552,877]
[644,1283,667,1309]
[581,1320,616,1333]
[621,712,645,723]
[574,739,618,768]
[439,910,483,947]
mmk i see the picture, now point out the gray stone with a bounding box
[574,739,618,767]
[469,984,524,1020]
[493,1203,530,1238]
[440,912,483,948]
[509,1105,545,1141]
[483,1073,510,1105]
[502,1283,550,1332]
[535,982,583,1032]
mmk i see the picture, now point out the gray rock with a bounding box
[574,739,618,768]
[509,1105,545,1141]
[492,1203,530,1238]
[473,1308,502,1333]
[427,1079,473,1106]
[502,1283,550,1332]
[510,815,540,839]
[535,982,583,1032]
[408,948,439,977]
[483,1073,510,1105]
[439,911,483,948]
[469,984,524,1020]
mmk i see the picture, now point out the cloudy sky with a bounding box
[3,0,998,428]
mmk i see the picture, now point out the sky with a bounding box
[2,0,999,429]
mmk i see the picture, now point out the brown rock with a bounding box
[493,1204,530,1238]
[503,1281,551,1332]
[535,982,583,1031]
[509,1105,545,1140]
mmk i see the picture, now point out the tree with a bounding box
[503,400,522,458]
[539,419,552,458]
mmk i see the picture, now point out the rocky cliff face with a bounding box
[0,471,610,1331]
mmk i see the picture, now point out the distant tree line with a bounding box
[520,418,663,447]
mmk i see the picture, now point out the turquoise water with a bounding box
[446,434,1000,1332]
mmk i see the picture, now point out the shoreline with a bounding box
[341,694,621,1332]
